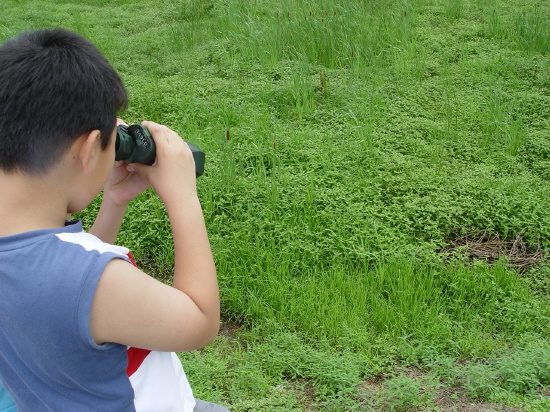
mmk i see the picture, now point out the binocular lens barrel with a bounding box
[115,124,156,165]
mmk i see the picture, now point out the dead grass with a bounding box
[441,228,544,273]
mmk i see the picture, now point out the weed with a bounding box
[374,372,439,411]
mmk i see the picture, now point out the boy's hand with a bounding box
[103,160,150,207]
[126,121,197,206]
[102,119,150,207]
[88,119,149,243]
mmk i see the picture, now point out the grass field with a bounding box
[2,0,549,410]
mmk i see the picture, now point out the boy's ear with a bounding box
[77,130,102,174]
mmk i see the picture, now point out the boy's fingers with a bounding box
[141,120,161,134]
[141,121,167,145]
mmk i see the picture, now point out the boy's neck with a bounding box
[0,170,71,237]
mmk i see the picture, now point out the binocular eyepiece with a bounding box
[115,124,205,177]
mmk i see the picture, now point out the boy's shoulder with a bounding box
[0,220,128,257]
[54,223,129,257]
[0,221,132,310]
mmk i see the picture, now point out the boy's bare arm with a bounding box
[90,121,219,352]
[88,119,150,244]
[87,188,128,244]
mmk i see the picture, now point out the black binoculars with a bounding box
[115,124,205,177]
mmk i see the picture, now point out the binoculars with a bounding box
[115,124,205,177]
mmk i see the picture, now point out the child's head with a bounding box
[0,28,128,175]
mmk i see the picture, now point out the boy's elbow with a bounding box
[187,312,220,351]
[204,319,221,346]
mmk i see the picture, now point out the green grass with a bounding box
[3,0,549,410]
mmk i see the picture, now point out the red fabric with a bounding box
[126,252,137,267]
[126,347,152,377]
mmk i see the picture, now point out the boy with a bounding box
[0,29,224,411]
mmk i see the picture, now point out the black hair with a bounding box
[0,28,128,174]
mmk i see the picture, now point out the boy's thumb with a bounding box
[127,163,147,175]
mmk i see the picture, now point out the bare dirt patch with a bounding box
[218,322,244,340]
[434,387,520,412]
[358,367,520,412]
